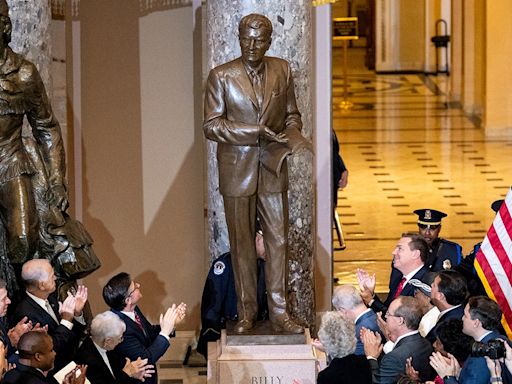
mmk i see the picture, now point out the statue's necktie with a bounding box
[250,70,264,109]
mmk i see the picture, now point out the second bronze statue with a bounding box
[203,13,308,334]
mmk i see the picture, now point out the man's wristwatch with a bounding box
[443,375,457,381]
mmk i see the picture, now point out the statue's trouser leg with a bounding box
[257,191,288,322]
[223,195,258,322]
[0,175,39,264]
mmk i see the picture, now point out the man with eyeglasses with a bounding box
[103,272,186,384]
[361,296,436,384]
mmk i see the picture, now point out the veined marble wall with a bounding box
[205,1,315,328]
[7,0,52,95]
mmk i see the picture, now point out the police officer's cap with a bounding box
[414,209,447,226]
[491,200,504,213]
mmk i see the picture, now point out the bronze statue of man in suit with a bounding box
[203,13,304,334]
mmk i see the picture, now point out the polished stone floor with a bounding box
[333,47,512,293]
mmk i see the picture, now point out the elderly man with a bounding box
[12,259,87,371]
[358,232,429,314]
[319,285,381,355]
[203,13,306,334]
[426,270,467,343]
[103,272,186,384]
[75,311,154,384]
[0,0,67,271]
[362,296,435,384]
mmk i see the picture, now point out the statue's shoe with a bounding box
[234,318,254,334]
[271,317,304,334]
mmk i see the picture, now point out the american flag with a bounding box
[475,187,512,338]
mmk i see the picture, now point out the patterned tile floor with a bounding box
[333,47,512,293]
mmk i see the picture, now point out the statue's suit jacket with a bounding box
[203,56,302,197]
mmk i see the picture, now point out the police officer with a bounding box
[414,209,462,271]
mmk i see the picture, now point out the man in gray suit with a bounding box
[362,296,436,384]
[203,13,304,334]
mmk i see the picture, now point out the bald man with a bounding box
[12,259,87,371]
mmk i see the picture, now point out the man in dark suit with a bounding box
[426,270,467,343]
[2,331,58,384]
[11,259,87,372]
[75,311,154,384]
[103,272,186,384]
[437,296,512,384]
[358,232,430,314]
[362,296,436,384]
[203,13,306,334]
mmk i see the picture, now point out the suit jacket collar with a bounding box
[12,363,48,381]
[394,330,421,350]
[23,293,61,325]
[355,308,375,325]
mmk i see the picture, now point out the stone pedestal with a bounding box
[207,328,326,384]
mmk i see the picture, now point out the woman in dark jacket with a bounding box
[317,311,373,384]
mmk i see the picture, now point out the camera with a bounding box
[471,339,506,359]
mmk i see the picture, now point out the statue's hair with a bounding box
[239,14,272,37]
[318,311,356,359]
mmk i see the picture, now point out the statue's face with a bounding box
[239,26,271,67]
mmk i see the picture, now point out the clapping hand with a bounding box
[62,365,87,384]
[361,327,383,359]
[123,357,155,381]
[430,352,460,379]
[356,269,376,305]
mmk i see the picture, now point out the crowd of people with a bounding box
[314,203,512,384]
[0,260,187,383]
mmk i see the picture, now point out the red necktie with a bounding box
[394,277,407,299]
[134,312,145,333]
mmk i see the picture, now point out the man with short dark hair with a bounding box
[2,331,57,384]
[362,296,435,384]
[103,272,186,384]
[426,270,467,343]
[358,233,430,314]
[433,296,511,384]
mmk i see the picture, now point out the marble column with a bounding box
[7,0,53,95]
[205,2,315,328]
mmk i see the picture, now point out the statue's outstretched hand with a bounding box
[259,126,288,144]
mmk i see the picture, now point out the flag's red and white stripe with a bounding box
[475,188,512,338]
